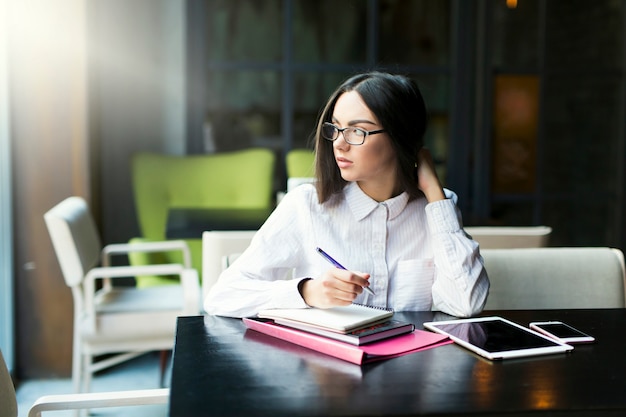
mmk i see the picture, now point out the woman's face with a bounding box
[331,90,398,201]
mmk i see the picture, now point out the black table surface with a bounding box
[165,208,270,238]
[169,309,626,417]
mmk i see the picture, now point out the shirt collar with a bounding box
[344,182,410,221]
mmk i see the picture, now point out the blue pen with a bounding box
[315,247,376,296]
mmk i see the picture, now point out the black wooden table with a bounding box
[170,309,626,417]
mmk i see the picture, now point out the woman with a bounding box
[205,71,489,318]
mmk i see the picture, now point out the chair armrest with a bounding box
[83,264,187,326]
[180,268,201,315]
[28,388,169,417]
[102,240,192,268]
[85,264,185,282]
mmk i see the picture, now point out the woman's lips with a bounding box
[336,157,353,169]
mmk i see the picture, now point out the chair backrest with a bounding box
[132,149,276,241]
[44,196,102,287]
[202,230,256,298]
[482,247,626,310]
[465,226,552,249]
[286,149,315,179]
[0,349,17,417]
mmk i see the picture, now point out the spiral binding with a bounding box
[354,303,393,312]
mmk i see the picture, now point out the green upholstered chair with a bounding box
[130,148,276,287]
[283,149,316,197]
[286,149,315,178]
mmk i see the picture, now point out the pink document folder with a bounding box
[243,318,451,365]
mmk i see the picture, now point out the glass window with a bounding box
[205,71,281,152]
[412,74,450,184]
[491,75,539,195]
[378,0,450,66]
[205,0,282,62]
[491,0,540,69]
[292,72,354,149]
[293,0,367,64]
[544,1,623,70]
[543,201,619,246]
[542,74,621,194]
[490,201,534,226]
[194,0,453,194]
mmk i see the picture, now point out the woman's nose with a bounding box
[333,133,350,151]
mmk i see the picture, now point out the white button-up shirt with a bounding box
[205,182,489,318]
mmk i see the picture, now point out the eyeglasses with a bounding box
[321,122,386,146]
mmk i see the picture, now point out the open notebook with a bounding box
[257,304,393,333]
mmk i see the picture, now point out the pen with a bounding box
[315,247,376,296]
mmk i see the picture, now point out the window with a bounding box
[477,0,625,246]
[187,0,626,248]
[186,0,455,189]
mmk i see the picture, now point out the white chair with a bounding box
[482,247,626,310]
[465,226,552,249]
[0,348,168,417]
[44,196,200,394]
[201,230,257,299]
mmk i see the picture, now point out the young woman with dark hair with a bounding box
[205,72,489,318]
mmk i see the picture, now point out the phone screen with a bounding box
[535,323,589,338]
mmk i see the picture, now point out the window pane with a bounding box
[491,75,539,195]
[413,74,449,113]
[489,201,534,226]
[206,0,282,62]
[293,0,366,64]
[545,0,624,70]
[205,71,281,152]
[491,0,540,69]
[378,0,450,66]
[411,74,450,184]
[292,72,354,149]
[542,74,622,194]
[543,201,619,246]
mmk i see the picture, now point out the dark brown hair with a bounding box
[314,72,428,203]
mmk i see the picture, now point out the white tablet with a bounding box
[423,316,574,360]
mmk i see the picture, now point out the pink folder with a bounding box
[243,318,451,365]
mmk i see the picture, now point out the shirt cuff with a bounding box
[271,278,311,309]
[425,198,461,234]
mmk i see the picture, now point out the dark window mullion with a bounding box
[472,0,493,223]
[448,0,474,213]
[367,0,378,67]
[621,1,626,248]
[282,0,294,156]
[534,0,547,225]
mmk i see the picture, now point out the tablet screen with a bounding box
[424,316,573,360]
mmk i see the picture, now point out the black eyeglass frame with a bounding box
[321,122,386,146]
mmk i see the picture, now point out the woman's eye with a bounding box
[353,129,366,137]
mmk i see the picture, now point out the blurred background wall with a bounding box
[2,0,625,377]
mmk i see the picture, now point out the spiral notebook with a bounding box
[257,304,394,334]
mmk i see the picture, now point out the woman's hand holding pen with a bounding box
[416,148,446,203]
[300,269,371,309]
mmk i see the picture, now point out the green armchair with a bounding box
[286,149,315,178]
[130,148,276,287]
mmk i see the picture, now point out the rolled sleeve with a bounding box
[425,198,461,234]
